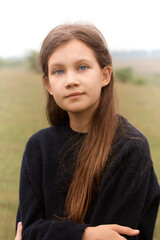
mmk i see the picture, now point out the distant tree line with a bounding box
[0,58,3,67]
[0,50,40,72]
[25,50,41,72]
[115,67,147,85]
[112,49,160,59]
[0,57,25,68]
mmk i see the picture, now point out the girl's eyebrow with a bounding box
[49,63,64,70]
[49,58,92,69]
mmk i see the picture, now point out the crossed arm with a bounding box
[15,222,139,240]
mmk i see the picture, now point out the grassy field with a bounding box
[0,64,160,239]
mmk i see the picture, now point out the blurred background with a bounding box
[0,0,160,239]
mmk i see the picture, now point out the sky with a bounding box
[0,0,160,58]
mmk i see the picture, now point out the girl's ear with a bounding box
[44,77,53,95]
[101,66,112,87]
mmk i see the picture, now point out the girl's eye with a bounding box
[54,69,63,75]
[79,65,88,71]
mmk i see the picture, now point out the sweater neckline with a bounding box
[64,122,87,136]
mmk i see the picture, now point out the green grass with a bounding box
[0,67,47,239]
[115,81,160,240]
[0,67,159,239]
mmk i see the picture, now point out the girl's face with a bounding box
[44,39,111,119]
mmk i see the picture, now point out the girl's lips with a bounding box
[66,92,84,98]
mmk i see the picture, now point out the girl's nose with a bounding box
[64,72,80,88]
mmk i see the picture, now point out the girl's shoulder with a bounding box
[102,116,153,185]
[21,123,74,173]
[25,123,73,148]
[116,115,150,148]
[109,115,152,170]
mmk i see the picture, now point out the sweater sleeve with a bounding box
[89,137,160,240]
[16,143,88,240]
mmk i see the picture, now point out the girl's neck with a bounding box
[68,112,91,133]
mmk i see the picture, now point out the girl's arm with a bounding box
[15,223,139,240]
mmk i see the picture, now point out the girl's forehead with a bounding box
[48,39,97,65]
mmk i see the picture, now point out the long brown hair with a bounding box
[40,23,118,223]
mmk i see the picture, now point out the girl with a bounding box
[15,23,160,240]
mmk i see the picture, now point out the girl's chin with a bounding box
[64,105,88,114]
[67,107,95,117]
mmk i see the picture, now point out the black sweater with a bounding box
[16,117,160,240]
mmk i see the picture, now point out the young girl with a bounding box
[15,23,160,240]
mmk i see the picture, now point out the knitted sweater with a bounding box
[16,117,160,240]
